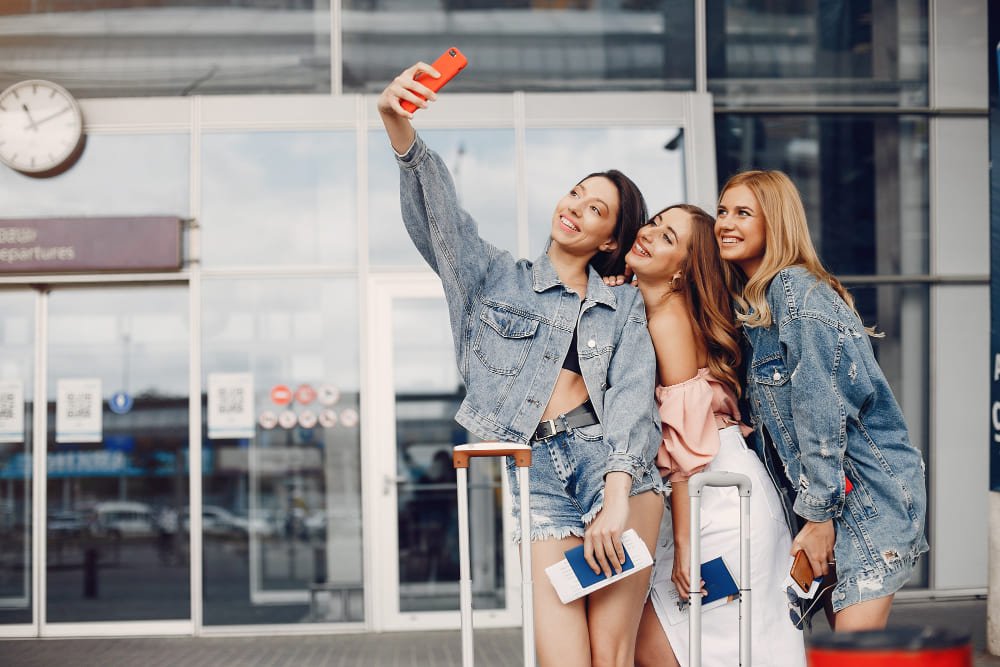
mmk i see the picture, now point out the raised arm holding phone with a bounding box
[378,55,665,667]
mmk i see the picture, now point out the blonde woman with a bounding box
[715,170,928,631]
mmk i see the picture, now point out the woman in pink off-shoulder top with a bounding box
[617,204,805,667]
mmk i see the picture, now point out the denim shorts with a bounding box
[505,422,662,543]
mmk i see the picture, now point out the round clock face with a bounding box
[0,79,84,177]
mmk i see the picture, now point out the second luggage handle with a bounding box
[688,471,752,667]
[453,443,532,468]
[452,443,535,667]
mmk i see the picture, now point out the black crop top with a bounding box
[562,327,581,375]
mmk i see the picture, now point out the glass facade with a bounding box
[343,0,695,94]
[707,0,928,107]
[0,2,331,98]
[0,290,33,626]
[201,277,361,625]
[0,0,986,637]
[45,286,190,622]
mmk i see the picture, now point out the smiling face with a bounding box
[550,176,620,258]
[626,207,694,283]
[715,184,767,279]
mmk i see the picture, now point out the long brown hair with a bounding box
[717,170,866,332]
[660,204,742,398]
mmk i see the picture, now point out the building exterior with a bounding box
[0,0,989,639]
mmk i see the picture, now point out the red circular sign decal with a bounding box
[295,384,317,405]
[270,384,292,406]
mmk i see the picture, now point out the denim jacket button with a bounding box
[587,339,596,348]
[773,369,781,382]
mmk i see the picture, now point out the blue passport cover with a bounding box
[701,556,738,604]
[565,542,636,588]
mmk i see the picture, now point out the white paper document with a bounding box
[544,528,653,604]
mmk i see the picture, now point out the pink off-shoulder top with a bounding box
[655,367,752,482]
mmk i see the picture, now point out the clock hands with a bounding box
[21,104,39,131]
[23,105,71,131]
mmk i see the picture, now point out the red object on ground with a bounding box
[808,627,970,667]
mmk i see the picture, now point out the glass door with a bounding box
[43,285,190,629]
[0,289,35,634]
[367,275,520,631]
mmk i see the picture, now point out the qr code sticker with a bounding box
[0,392,13,420]
[66,392,92,419]
[217,387,245,415]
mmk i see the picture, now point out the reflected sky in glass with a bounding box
[201,132,355,268]
[0,134,188,218]
[47,287,189,400]
[369,129,517,267]
[392,298,461,395]
[202,277,359,392]
[525,127,686,259]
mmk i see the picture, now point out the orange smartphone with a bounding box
[790,550,814,592]
[401,47,468,114]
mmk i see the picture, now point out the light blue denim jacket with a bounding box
[743,268,928,559]
[395,133,661,481]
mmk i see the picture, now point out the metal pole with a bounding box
[739,493,751,666]
[456,466,474,667]
[519,466,535,667]
[689,493,702,667]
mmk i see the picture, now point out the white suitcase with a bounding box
[686,471,753,667]
[453,443,535,667]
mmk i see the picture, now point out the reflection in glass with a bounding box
[344,1,694,93]
[0,135,188,219]
[0,290,33,625]
[715,114,929,276]
[202,132,356,268]
[45,287,189,622]
[393,298,504,612]
[0,3,331,98]
[369,130,517,267]
[202,277,362,625]
[525,127,687,258]
[707,0,928,107]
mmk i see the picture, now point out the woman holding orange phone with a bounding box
[378,60,665,667]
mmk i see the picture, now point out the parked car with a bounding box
[182,505,273,538]
[89,501,156,539]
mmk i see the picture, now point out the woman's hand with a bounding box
[670,537,706,601]
[584,472,632,577]
[377,62,441,119]
[601,264,635,287]
[791,519,836,579]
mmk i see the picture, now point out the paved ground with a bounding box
[1,597,997,666]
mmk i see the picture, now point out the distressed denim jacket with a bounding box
[395,133,661,481]
[742,268,927,557]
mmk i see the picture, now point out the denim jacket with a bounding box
[395,133,661,481]
[742,268,927,551]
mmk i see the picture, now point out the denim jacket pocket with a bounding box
[843,458,879,521]
[753,356,791,387]
[473,304,539,376]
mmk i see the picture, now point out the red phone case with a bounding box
[401,47,468,114]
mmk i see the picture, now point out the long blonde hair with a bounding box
[718,170,863,330]
[660,204,742,398]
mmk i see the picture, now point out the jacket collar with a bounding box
[531,250,618,309]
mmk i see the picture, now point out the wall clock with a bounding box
[0,79,85,178]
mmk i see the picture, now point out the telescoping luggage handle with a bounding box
[453,443,535,667]
[688,471,752,667]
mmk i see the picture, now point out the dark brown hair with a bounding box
[579,169,648,277]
